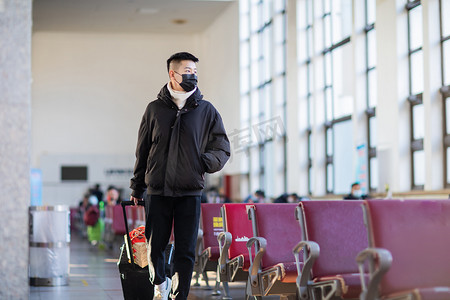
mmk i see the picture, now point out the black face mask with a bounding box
[175,72,198,92]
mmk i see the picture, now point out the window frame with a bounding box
[439,0,450,187]
[365,0,377,193]
[406,0,424,190]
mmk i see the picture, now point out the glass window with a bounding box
[315,19,324,52]
[334,120,354,194]
[307,27,314,57]
[240,0,249,14]
[367,0,376,25]
[327,163,334,192]
[369,116,377,147]
[409,5,423,50]
[324,0,331,14]
[262,0,271,25]
[368,68,377,107]
[240,41,250,68]
[367,29,377,68]
[274,0,285,13]
[443,0,450,37]
[274,14,285,44]
[413,150,425,186]
[250,34,260,61]
[447,147,450,184]
[240,67,250,94]
[326,88,333,121]
[410,50,424,94]
[324,14,332,48]
[446,97,450,134]
[412,104,425,140]
[332,43,353,118]
[274,44,285,74]
[369,157,378,190]
[251,90,259,120]
[251,60,260,89]
[241,94,250,123]
[444,40,450,86]
[240,0,286,196]
[326,128,333,156]
[240,14,250,41]
[325,52,332,86]
[274,76,285,106]
[332,0,352,44]
[316,91,325,125]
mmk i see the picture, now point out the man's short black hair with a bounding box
[167,52,199,72]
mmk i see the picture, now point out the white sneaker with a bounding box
[170,272,179,299]
[154,278,172,300]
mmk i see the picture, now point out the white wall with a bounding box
[32,19,240,205]
[199,1,241,176]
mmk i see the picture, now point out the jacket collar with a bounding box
[158,84,203,109]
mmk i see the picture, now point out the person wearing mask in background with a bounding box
[343,182,368,200]
[129,52,230,300]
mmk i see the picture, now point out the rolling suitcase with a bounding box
[118,200,174,300]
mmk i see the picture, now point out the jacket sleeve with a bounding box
[201,109,230,174]
[130,106,151,198]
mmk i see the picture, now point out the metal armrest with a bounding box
[356,247,392,300]
[293,240,320,299]
[217,231,232,273]
[196,228,204,256]
[246,236,267,287]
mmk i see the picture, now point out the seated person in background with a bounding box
[343,182,368,200]
[274,193,288,203]
[244,189,266,203]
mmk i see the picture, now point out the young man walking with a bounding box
[130,52,230,300]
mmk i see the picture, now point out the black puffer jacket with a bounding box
[130,85,230,198]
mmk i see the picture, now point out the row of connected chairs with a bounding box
[195,200,450,300]
[104,204,146,246]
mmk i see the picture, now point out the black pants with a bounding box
[145,195,201,300]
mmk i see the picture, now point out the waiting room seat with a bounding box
[294,200,369,300]
[246,203,301,300]
[217,203,255,284]
[112,204,127,235]
[356,199,450,300]
[193,203,230,297]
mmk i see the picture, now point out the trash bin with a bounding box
[29,205,70,286]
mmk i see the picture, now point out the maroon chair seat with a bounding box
[357,199,450,300]
[295,200,369,299]
[246,203,301,298]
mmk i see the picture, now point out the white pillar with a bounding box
[0,0,32,298]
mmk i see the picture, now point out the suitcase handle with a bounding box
[121,200,145,267]
[121,200,145,206]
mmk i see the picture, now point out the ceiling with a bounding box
[32,0,235,34]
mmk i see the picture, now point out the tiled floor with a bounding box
[29,233,265,300]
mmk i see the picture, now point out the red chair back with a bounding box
[251,203,300,268]
[112,204,126,235]
[365,199,450,296]
[222,203,254,270]
[201,203,224,249]
[300,200,368,277]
